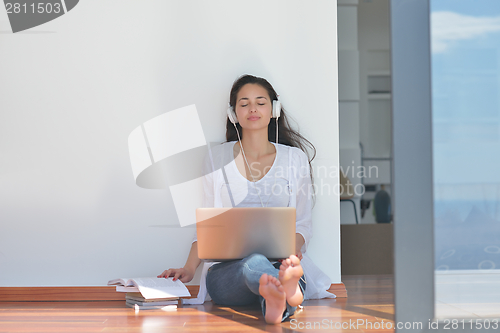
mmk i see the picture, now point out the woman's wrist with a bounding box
[183,265,195,275]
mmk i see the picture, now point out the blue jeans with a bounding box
[205,253,306,322]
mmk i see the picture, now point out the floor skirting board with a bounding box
[0,284,346,302]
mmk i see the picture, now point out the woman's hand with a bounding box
[295,249,303,260]
[157,242,200,283]
[157,267,195,283]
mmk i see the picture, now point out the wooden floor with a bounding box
[0,275,394,333]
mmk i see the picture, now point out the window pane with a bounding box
[431,0,500,318]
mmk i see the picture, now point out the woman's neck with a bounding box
[239,129,274,159]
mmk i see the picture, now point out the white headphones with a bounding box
[227,98,281,124]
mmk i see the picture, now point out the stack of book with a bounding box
[107,277,191,309]
[125,292,178,309]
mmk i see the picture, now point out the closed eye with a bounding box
[240,103,266,107]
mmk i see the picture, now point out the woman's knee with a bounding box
[243,253,269,267]
[242,253,277,276]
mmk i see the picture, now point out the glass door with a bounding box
[432,0,500,321]
[392,0,500,331]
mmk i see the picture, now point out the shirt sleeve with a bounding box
[291,148,313,253]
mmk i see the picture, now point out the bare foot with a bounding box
[278,255,304,307]
[259,274,286,324]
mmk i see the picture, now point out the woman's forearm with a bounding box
[184,241,202,273]
[296,233,305,251]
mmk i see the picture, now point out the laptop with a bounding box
[196,207,296,261]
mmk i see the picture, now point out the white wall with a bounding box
[0,0,340,286]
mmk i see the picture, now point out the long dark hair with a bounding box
[225,74,316,188]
